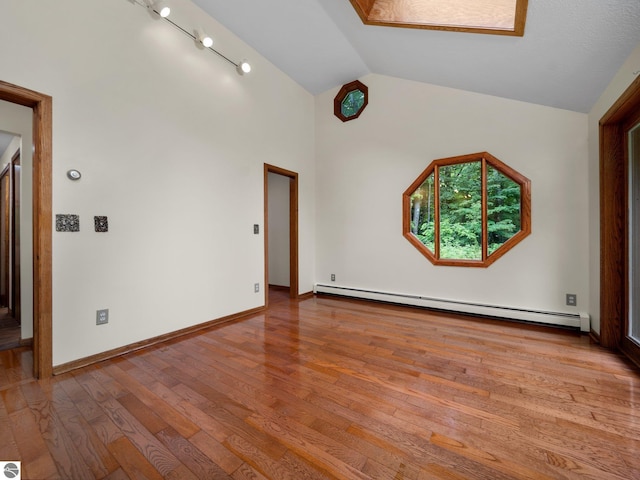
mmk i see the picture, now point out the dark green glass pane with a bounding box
[341,89,365,118]
[410,172,435,253]
[438,162,482,260]
[487,165,521,255]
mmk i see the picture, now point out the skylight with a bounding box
[349,0,528,36]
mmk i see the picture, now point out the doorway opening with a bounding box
[0,144,23,351]
[264,164,298,306]
[0,81,52,378]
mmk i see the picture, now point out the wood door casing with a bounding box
[0,80,52,378]
[600,74,640,367]
[264,164,299,305]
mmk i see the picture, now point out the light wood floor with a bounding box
[1,291,639,479]
[0,307,21,352]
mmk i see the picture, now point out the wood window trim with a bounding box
[349,0,528,37]
[333,80,368,122]
[403,151,531,267]
[0,80,52,379]
[600,75,640,366]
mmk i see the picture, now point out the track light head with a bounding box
[236,60,251,75]
[195,28,214,48]
[147,0,170,18]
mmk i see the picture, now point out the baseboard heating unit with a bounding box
[314,284,589,332]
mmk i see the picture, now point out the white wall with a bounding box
[316,73,589,317]
[587,42,640,335]
[0,101,33,340]
[0,0,315,366]
[267,172,290,287]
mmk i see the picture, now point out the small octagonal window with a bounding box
[403,152,531,267]
[334,80,368,122]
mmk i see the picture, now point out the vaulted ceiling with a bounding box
[192,0,640,113]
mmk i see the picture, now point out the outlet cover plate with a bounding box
[566,294,577,306]
[96,309,109,325]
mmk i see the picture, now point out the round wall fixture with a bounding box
[67,169,81,180]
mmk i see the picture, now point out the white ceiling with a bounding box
[192,0,640,113]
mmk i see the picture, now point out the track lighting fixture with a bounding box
[237,60,252,75]
[134,0,250,76]
[147,0,171,18]
[195,28,214,48]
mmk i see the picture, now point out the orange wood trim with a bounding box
[32,92,53,379]
[434,165,440,259]
[402,187,411,237]
[600,122,626,349]
[402,152,530,268]
[620,338,640,369]
[599,75,640,351]
[0,81,52,379]
[333,80,368,122]
[481,157,488,261]
[600,75,640,125]
[348,0,375,24]
[289,173,299,299]
[52,305,266,375]
[513,0,529,36]
[298,291,314,300]
[352,0,528,37]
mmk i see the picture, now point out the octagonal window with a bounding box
[403,152,531,267]
[334,80,368,122]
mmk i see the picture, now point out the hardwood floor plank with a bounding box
[0,399,20,462]
[107,436,165,480]
[430,431,556,480]
[231,463,270,480]
[49,381,120,478]
[189,430,244,474]
[76,370,183,476]
[20,380,96,479]
[224,434,327,480]
[8,406,60,479]
[156,426,232,479]
[245,409,369,478]
[103,362,201,438]
[101,467,131,480]
[0,384,27,413]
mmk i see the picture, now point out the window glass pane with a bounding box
[439,162,481,260]
[341,89,365,118]
[410,172,435,253]
[487,165,521,255]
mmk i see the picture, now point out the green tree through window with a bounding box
[403,152,531,267]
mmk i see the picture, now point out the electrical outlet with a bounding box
[331,274,335,282]
[254,283,260,293]
[566,294,577,306]
[96,309,109,325]
[253,224,259,234]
